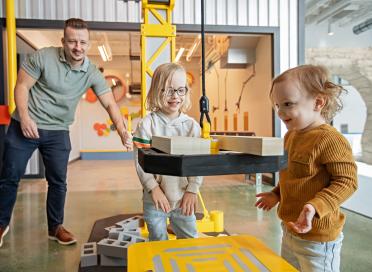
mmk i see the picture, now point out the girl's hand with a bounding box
[151,186,171,213]
[255,192,280,211]
[288,204,316,234]
[180,192,197,216]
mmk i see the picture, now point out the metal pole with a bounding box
[6,0,17,114]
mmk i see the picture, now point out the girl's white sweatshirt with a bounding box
[133,111,203,209]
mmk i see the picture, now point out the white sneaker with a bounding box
[0,225,9,248]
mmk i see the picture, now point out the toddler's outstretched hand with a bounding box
[151,186,171,213]
[180,192,197,216]
[255,192,279,211]
[288,204,316,234]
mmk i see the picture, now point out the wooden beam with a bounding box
[151,136,210,155]
[215,135,283,156]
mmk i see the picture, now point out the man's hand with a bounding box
[20,116,39,139]
[151,186,170,213]
[97,92,133,150]
[180,192,197,216]
[119,129,133,150]
[255,192,279,211]
[288,204,316,234]
[14,68,38,139]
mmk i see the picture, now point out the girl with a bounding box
[255,65,357,271]
[133,63,202,241]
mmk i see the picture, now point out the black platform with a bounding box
[138,148,287,176]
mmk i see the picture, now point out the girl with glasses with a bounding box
[133,63,202,241]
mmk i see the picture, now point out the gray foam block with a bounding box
[97,238,131,258]
[80,242,98,267]
[108,227,142,239]
[115,215,143,229]
[100,254,127,267]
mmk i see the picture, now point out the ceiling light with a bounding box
[328,23,334,36]
[186,35,201,62]
[98,33,113,62]
[174,47,185,62]
[98,45,111,61]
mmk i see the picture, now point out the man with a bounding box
[0,18,132,247]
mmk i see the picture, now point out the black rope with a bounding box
[199,0,210,128]
[201,0,205,97]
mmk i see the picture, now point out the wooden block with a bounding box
[152,136,211,155]
[244,112,249,131]
[214,135,283,156]
[233,113,238,131]
[213,116,218,131]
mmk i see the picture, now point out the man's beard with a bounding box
[71,51,84,61]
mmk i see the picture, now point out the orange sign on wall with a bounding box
[0,105,11,125]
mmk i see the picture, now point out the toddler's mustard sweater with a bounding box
[273,124,358,242]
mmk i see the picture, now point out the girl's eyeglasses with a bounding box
[162,87,188,97]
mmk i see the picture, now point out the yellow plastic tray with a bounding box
[128,235,297,271]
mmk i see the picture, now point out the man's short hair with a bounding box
[64,18,88,36]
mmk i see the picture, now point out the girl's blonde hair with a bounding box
[146,63,191,113]
[270,64,345,123]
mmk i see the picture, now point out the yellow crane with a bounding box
[139,0,224,236]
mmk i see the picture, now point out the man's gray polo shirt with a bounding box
[13,47,110,130]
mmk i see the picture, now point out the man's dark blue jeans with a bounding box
[0,119,71,231]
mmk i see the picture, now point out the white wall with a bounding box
[333,86,367,134]
[342,162,372,218]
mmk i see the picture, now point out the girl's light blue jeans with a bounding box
[281,224,343,272]
[143,201,198,241]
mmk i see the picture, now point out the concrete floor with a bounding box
[0,160,371,271]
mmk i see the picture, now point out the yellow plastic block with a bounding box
[210,138,219,154]
[210,210,224,232]
[128,235,298,271]
[202,122,211,139]
[196,219,215,233]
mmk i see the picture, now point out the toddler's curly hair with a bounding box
[270,64,345,123]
